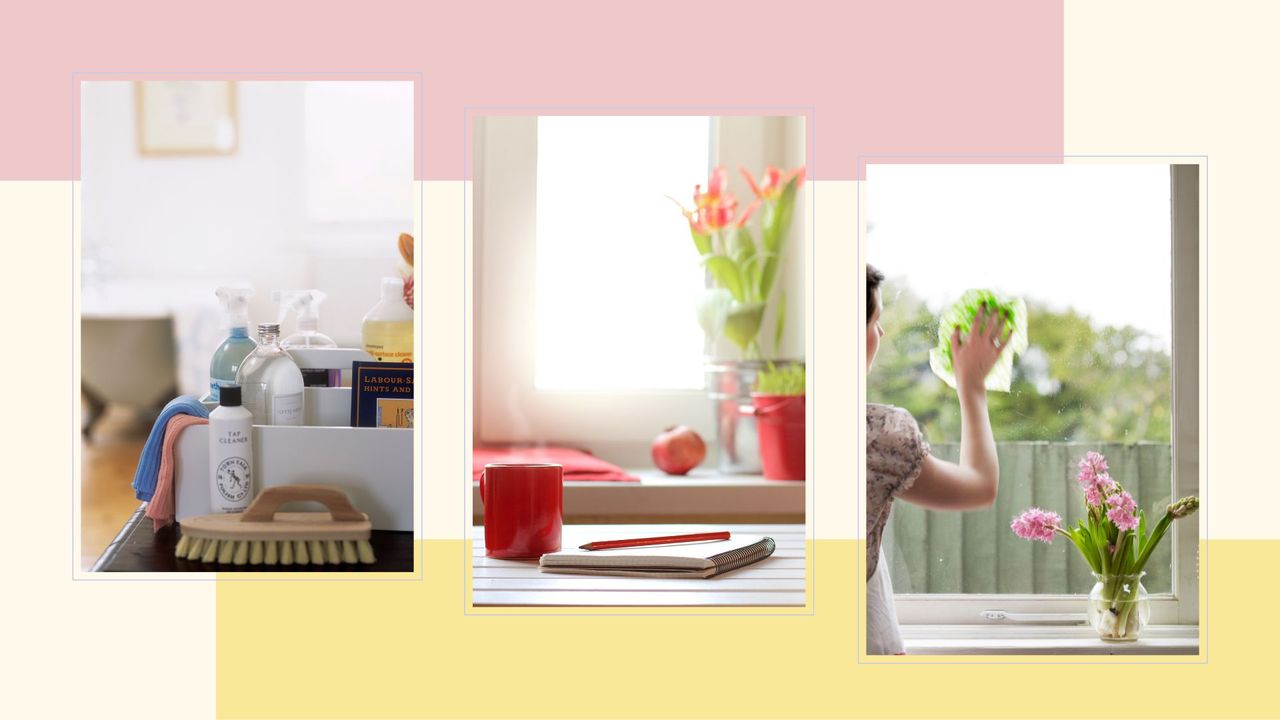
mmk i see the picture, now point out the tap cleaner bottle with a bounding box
[210,287,257,403]
[209,383,253,513]
[362,277,414,363]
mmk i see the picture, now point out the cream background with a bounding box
[1065,0,1276,538]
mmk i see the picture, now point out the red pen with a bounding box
[579,531,731,551]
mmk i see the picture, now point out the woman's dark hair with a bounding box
[867,264,884,323]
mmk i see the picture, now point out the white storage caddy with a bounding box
[176,348,413,531]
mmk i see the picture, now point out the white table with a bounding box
[472,523,806,607]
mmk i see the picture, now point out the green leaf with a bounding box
[695,288,734,340]
[704,255,745,302]
[1068,528,1102,574]
[755,361,804,394]
[727,226,756,268]
[689,226,712,256]
[1072,522,1103,573]
[1089,519,1110,574]
[759,254,780,303]
[761,174,801,254]
[723,302,765,351]
[774,291,787,351]
[741,259,759,302]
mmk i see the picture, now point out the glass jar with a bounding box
[1087,572,1150,641]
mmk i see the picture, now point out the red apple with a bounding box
[652,425,706,475]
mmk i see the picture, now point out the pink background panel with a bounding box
[0,0,1063,180]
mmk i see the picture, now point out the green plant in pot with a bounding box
[749,362,806,481]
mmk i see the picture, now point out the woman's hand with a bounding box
[950,304,1010,395]
[901,305,1007,511]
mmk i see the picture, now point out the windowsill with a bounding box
[472,468,805,523]
[899,625,1199,655]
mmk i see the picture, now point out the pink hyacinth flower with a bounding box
[1106,490,1139,531]
[1084,484,1104,507]
[1108,490,1136,514]
[1011,508,1062,544]
[1108,505,1139,531]
[1077,451,1109,487]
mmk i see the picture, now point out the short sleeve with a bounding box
[867,404,930,497]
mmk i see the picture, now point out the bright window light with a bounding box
[534,116,711,391]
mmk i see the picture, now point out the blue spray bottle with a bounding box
[209,287,257,402]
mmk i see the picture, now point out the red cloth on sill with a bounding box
[472,447,639,482]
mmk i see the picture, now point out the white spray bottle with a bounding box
[210,287,257,403]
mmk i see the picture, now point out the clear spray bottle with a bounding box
[209,287,257,403]
[273,290,337,349]
[275,290,339,387]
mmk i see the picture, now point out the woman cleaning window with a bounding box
[865,264,1009,654]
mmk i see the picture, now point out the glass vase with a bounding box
[1087,572,1150,641]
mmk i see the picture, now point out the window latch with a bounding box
[980,610,1087,624]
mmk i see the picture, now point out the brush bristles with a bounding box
[176,534,376,566]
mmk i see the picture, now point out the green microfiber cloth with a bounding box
[928,289,1029,392]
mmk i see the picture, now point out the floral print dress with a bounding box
[866,403,930,655]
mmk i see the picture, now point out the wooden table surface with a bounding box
[472,523,806,607]
[93,505,414,573]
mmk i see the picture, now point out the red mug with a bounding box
[479,463,563,558]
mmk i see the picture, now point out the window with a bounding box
[866,163,1200,624]
[534,117,711,391]
[474,115,807,463]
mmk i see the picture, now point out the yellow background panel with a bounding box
[216,540,1275,719]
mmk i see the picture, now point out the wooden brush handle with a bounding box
[240,485,366,523]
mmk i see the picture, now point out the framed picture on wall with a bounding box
[134,81,238,156]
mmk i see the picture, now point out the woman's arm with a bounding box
[899,306,1007,511]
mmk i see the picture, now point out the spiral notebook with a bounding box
[538,535,776,578]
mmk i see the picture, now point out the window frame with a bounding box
[885,163,1202,626]
[473,115,806,464]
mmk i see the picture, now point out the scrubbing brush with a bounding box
[175,485,376,567]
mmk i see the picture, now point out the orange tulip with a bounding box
[689,166,745,232]
[740,166,805,201]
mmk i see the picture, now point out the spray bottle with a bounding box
[273,290,338,349]
[210,287,257,403]
[274,289,339,387]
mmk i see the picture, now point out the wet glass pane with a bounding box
[867,164,1173,595]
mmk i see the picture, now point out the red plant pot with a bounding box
[751,393,806,481]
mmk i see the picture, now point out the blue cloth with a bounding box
[131,396,210,501]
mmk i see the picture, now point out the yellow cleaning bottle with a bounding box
[362,277,413,363]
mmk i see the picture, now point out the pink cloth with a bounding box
[472,446,638,482]
[146,415,208,530]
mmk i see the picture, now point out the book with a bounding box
[350,361,414,428]
[538,535,776,578]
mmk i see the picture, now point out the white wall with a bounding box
[81,81,413,396]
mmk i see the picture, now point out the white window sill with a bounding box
[900,625,1199,655]
[472,468,805,523]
